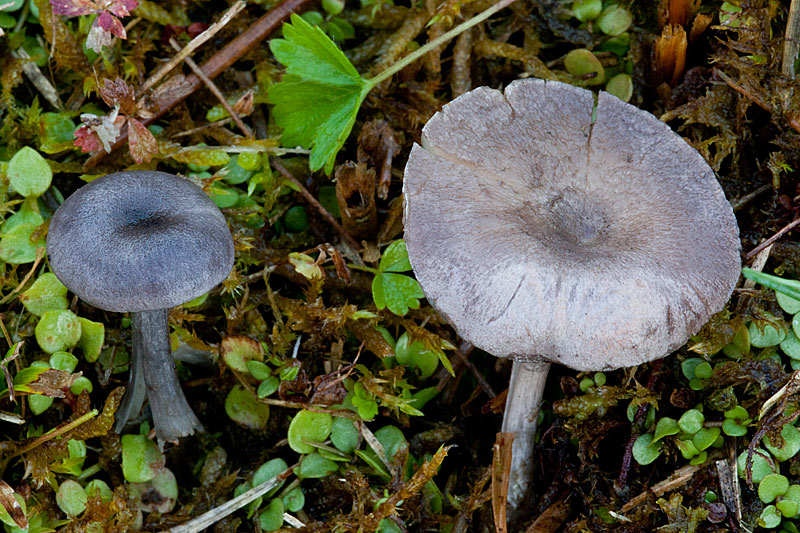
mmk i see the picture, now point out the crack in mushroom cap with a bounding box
[47,171,235,313]
[402,79,741,371]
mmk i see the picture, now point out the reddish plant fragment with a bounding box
[127,118,158,164]
[75,109,124,153]
[74,78,158,163]
[99,76,136,114]
[50,0,138,51]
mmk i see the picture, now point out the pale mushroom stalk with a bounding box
[126,310,201,442]
[500,361,550,509]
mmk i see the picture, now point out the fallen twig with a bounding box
[168,37,253,138]
[138,1,246,96]
[745,218,800,260]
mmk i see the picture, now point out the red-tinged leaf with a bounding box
[95,10,126,39]
[106,0,138,18]
[75,110,123,152]
[86,22,115,52]
[99,77,135,114]
[50,0,99,16]
[128,118,158,164]
[74,124,104,153]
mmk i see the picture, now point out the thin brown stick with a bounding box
[168,38,252,138]
[139,1,246,96]
[745,218,800,260]
[270,157,361,251]
[82,0,312,170]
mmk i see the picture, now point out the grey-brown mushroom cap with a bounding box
[402,79,741,371]
[47,170,234,313]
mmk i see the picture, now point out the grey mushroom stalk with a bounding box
[403,79,741,520]
[47,170,234,444]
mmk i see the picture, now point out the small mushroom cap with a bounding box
[403,79,741,371]
[48,171,235,312]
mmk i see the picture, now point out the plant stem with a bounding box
[346,263,379,275]
[500,360,551,520]
[131,309,202,443]
[366,0,520,88]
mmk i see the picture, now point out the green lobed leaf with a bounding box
[378,240,413,273]
[372,272,425,316]
[268,14,370,174]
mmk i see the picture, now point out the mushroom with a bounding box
[402,79,740,516]
[47,170,234,443]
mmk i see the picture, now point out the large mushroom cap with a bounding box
[403,79,741,371]
[48,170,234,313]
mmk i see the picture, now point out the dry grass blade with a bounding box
[167,466,294,532]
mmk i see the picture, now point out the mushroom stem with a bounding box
[114,337,148,433]
[501,360,551,516]
[132,309,202,443]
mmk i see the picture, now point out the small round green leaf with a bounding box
[653,417,679,443]
[632,433,661,465]
[572,0,601,21]
[259,498,284,531]
[77,317,105,363]
[8,147,52,197]
[331,416,359,453]
[394,332,439,378]
[678,409,704,434]
[224,385,270,430]
[28,394,53,415]
[564,49,604,86]
[298,452,338,479]
[20,272,68,316]
[759,504,782,528]
[35,309,82,353]
[749,320,787,347]
[56,480,87,517]
[121,434,164,483]
[776,280,800,314]
[84,479,112,503]
[597,4,632,36]
[49,351,78,373]
[69,376,93,395]
[778,498,800,518]
[288,409,333,454]
[282,487,304,512]
[257,376,280,398]
[693,427,721,451]
[759,473,790,503]
[765,423,800,462]
[737,449,776,483]
[781,331,800,360]
[605,73,633,102]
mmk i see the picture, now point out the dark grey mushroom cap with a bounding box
[47,170,234,312]
[403,79,741,371]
